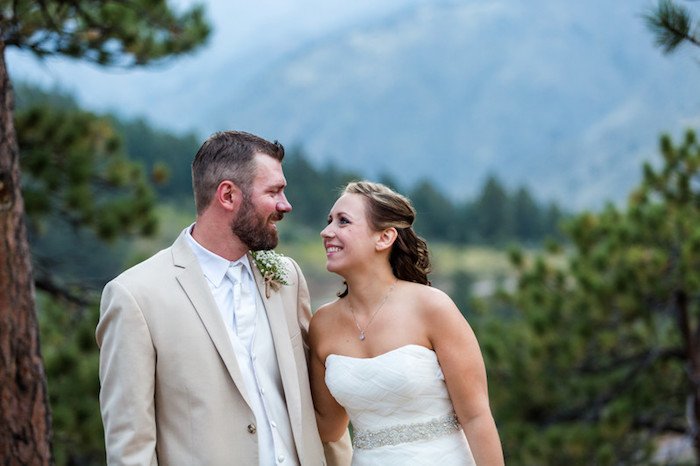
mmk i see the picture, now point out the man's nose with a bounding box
[276,194,292,212]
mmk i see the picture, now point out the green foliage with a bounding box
[38,292,104,466]
[512,187,544,242]
[113,117,201,202]
[1,0,210,66]
[490,130,700,464]
[283,146,362,232]
[17,102,158,241]
[29,213,132,294]
[472,175,514,243]
[450,270,477,319]
[645,0,700,54]
[283,149,566,246]
[14,81,79,110]
[411,179,461,241]
[12,83,168,297]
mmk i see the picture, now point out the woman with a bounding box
[309,181,504,466]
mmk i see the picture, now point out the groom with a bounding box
[96,131,351,465]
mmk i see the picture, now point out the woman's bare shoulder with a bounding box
[397,282,465,337]
[313,298,343,319]
[402,281,454,309]
[309,298,347,358]
[310,299,343,335]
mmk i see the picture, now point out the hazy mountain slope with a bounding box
[203,0,698,208]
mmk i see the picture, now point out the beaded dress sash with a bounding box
[352,414,461,450]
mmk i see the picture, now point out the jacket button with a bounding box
[247,424,256,434]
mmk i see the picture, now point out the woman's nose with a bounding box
[320,224,333,238]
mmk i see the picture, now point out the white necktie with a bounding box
[226,262,256,349]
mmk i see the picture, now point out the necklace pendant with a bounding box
[359,331,366,341]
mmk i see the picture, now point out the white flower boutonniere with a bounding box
[251,250,289,298]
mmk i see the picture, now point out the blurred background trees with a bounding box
[481,4,700,461]
[0,1,209,463]
[487,130,699,464]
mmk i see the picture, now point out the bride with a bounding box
[309,181,504,465]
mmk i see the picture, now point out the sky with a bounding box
[6,0,422,133]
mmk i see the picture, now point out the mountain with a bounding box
[9,0,699,209]
[200,0,699,209]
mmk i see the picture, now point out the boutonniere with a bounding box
[251,250,289,298]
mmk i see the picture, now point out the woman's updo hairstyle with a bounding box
[344,181,431,286]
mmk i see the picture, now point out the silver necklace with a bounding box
[347,279,398,341]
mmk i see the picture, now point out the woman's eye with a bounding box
[339,217,350,225]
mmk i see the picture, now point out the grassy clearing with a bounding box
[430,243,514,278]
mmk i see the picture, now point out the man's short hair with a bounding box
[191,131,285,214]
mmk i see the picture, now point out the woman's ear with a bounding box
[375,227,398,252]
[215,180,243,212]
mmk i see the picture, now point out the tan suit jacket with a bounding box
[96,232,351,465]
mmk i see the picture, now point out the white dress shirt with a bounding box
[185,225,299,465]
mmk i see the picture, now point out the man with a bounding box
[96,131,351,465]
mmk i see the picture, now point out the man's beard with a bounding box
[231,193,283,251]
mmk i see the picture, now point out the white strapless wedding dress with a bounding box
[325,344,475,465]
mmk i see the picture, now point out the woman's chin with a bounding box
[325,261,343,275]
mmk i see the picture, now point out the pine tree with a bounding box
[472,175,513,243]
[512,186,542,243]
[645,0,700,53]
[0,3,209,462]
[494,130,700,463]
[410,179,457,241]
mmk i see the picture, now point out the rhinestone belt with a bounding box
[352,414,462,450]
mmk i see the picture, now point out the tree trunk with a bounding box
[676,287,700,463]
[0,43,53,465]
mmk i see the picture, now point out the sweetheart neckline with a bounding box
[325,343,435,365]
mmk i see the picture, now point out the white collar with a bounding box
[183,224,253,288]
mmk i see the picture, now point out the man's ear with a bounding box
[375,227,398,252]
[215,180,243,212]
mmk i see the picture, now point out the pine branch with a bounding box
[33,272,93,307]
[543,346,668,425]
[633,417,687,434]
[645,0,700,53]
[577,346,684,374]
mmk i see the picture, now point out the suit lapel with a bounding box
[172,234,255,410]
[249,255,304,441]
